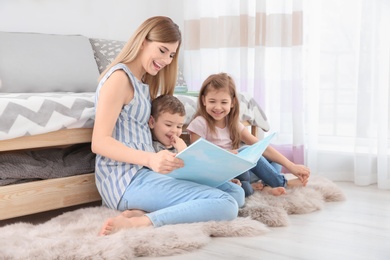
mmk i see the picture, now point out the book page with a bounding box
[236,132,276,164]
[168,138,254,187]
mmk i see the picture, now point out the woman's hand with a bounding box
[148,150,184,174]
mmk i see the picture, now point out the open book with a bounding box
[167,132,276,187]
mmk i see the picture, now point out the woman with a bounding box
[92,16,245,235]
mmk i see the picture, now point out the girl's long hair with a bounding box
[194,73,241,149]
[99,16,182,99]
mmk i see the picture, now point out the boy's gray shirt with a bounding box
[152,140,178,153]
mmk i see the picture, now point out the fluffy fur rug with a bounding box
[0,176,345,259]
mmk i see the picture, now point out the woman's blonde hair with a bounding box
[99,16,182,99]
[194,73,241,149]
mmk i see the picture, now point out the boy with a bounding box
[149,95,188,153]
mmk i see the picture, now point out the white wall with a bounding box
[0,0,184,41]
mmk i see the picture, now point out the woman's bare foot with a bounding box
[98,215,152,236]
[287,177,308,188]
[121,209,147,218]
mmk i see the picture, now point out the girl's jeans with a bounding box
[236,146,287,192]
[249,156,286,187]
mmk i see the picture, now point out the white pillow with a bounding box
[0,32,100,93]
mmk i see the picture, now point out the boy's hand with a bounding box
[171,135,187,153]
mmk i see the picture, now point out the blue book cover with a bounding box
[167,132,276,187]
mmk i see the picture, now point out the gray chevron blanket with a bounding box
[0,92,95,140]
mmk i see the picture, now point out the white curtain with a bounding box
[183,0,306,167]
[182,0,390,189]
[304,0,390,189]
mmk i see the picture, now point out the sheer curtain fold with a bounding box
[305,0,390,189]
[183,0,305,166]
[354,0,390,188]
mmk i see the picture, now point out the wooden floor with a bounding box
[1,182,389,259]
[141,182,390,260]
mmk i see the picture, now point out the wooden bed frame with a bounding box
[0,123,258,221]
[0,128,100,220]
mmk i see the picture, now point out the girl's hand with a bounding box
[148,150,184,174]
[289,164,310,184]
[171,135,187,153]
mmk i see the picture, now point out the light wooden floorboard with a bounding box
[142,182,390,260]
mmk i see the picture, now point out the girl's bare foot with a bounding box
[252,182,286,196]
[267,187,287,196]
[98,215,152,236]
[251,182,265,191]
[121,209,147,218]
[287,178,308,188]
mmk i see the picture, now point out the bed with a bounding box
[0,32,269,220]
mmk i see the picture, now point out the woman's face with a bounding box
[141,40,179,76]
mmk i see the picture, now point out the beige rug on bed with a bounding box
[0,176,345,259]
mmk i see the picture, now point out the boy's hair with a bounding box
[99,16,182,99]
[194,73,241,149]
[151,95,186,121]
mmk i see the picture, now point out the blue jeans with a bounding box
[236,146,286,189]
[235,171,254,197]
[250,156,286,187]
[117,168,245,227]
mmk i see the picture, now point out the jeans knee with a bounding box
[241,181,254,197]
[225,191,245,208]
[234,188,245,208]
[224,195,240,220]
[236,171,250,181]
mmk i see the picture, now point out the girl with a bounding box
[92,17,244,236]
[187,73,310,197]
